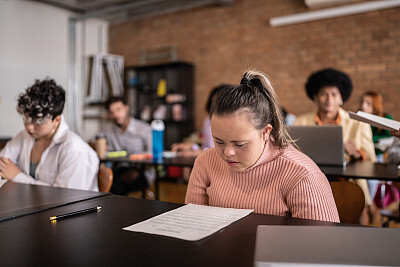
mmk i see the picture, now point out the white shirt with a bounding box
[0,117,99,191]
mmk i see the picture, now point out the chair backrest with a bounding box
[329,180,365,224]
[98,165,113,192]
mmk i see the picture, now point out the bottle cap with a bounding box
[151,120,165,131]
[96,133,106,139]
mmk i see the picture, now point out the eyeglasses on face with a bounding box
[22,115,51,126]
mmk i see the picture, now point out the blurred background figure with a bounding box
[358,90,394,162]
[281,106,296,126]
[98,96,154,197]
[171,84,230,157]
[358,91,395,220]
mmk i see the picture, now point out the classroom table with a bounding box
[103,156,400,193]
[320,161,400,181]
[101,155,197,167]
[0,193,339,267]
[0,181,108,222]
[103,156,400,180]
[101,156,197,199]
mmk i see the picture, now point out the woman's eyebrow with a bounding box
[231,140,247,143]
[212,136,223,141]
[213,136,247,143]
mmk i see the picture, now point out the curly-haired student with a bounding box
[0,79,99,191]
[185,69,339,223]
[294,68,376,225]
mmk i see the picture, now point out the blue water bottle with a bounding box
[151,120,165,162]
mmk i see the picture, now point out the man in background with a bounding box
[100,96,154,196]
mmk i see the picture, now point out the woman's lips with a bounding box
[226,159,239,166]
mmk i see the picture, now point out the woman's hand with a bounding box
[0,156,21,180]
[171,142,196,152]
[391,130,400,138]
[177,150,202,158]
[344,142,362,160]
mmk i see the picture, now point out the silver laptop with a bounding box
[288,125,347,167]
[254,225,400,267]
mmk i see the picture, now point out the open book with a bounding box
[348,111,400,131]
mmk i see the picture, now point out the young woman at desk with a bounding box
[185,70,340,223]
[293,68,376,225]
[0,79,99,190]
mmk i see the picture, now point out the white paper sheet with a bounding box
[348,111,400,131]
[123,203,253,241]
[0,179,7,188]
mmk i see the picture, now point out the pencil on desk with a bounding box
[49,207,101,221]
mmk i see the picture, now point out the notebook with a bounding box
[254,225,400,267]
[288,125,347,167]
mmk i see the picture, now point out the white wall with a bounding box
[76,19,110,141]
[0,0,108,140]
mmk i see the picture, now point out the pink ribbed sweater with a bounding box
[185,141,340,223]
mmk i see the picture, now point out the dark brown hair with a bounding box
[210,69,290,148]
[17,79,65,121]
[104,96,128,110]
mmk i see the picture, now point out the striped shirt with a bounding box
[185,141,340,223]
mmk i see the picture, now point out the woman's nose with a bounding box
[224,146,235,157]
[25,123,34,131]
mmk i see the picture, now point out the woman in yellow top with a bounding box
[294,68,376,225]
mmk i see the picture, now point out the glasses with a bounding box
[22,115,51,126]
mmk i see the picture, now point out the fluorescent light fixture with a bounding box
[270,0,400,27]
[305,0,359,8]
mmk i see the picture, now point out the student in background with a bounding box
[386,136,400,164]
[358,91,394,221]
[359,90,393,162]
[171,84,229,157]
[281,106,296,126]
[0,79,99,191]
[185,69,339,223]
[294,68,376,225]
[99,96,154,196]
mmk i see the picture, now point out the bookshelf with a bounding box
[125,62,194,149]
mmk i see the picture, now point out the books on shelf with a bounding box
[86,54,125,104]
[348,111,400,131]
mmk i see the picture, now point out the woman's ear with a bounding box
[263,124,273,140]
[53,115,62,125]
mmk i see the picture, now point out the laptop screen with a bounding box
[288,125,346,167]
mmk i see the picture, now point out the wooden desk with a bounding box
[102,156,197,199]
[103,157,400,199]
[105,157,400,181]
[0,182,108,222]
[0,194,338,266]
[320,161,400,181]
[102,156,196,167]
